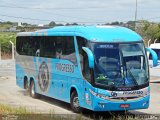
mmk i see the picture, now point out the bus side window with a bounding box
[27,36,40,56]
[16,36,41,57]
[77,36,91,82]
[83,51,91,83]
[40,37,56,58]
[55,37,63,59]
[62,37,76,63]
[16,36,23,55]
[33,37,40,57]
[76,36,86,71]
[19,36,30,55]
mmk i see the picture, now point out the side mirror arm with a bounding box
[82,47,94,68]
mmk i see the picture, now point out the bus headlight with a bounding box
[89,89,109,100]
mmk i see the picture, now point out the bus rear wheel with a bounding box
[30,81,39,98]
[70,91,82,113]
[24,79,28,90]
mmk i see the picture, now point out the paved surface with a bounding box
[0,60,160,116]
[133,76,160,114]
[0,60,73,114]
[149,60,160,77]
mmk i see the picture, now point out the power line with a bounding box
[0,2,109,24]
[0,4,106,10]
[1,3,159,24]
[0,14,54,22]
[0,4,139,23]
[1,12,159,24]
[0,13,107,24]
[0,4,95,21]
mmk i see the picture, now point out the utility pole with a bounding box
[0,43,1,60]
[135,0,138,31]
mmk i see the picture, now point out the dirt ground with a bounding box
[0,60,160,118]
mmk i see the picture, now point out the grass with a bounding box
[109,115,138,120]
[0,32,16,44]
[0,104,31,114]
[0,104,83,120]
[0,23,12,30]
[0,32,16,59]
[0,104,141,120]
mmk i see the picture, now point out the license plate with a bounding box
[120,104,130,108]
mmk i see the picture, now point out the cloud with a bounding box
[0,0,159,24]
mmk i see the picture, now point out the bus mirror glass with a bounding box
[82,47,94,68]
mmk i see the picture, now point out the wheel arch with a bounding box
[70,85,82,106]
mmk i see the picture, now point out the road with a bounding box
[0,60,160,118]
[0,60,74,114]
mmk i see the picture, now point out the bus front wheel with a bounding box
[30,81,39,98]
[70,91,82,113]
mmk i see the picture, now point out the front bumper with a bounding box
[92,95,149,111]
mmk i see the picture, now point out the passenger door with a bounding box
[82,51,93,109]
[76,36,93,109]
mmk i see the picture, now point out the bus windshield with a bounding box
[90,42,149,89]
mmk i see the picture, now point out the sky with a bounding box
[0,0,160,25]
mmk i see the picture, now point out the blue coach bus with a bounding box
[16,26,149,113]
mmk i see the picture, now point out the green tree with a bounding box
[110,21,120,25]
[49,21,56,27]
[145,24,160,41]
[0,32,16,53]
[136,21,160,45]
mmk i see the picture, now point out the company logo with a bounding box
[55,63,74,73]
[123,91,143,95]
[38,61,49,92]
[111,92,117,97]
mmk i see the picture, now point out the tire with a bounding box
[24,79,28,90]
[70,91,82,113]
[30,81,40,98]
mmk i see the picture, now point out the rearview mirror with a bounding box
[82,47,94,68]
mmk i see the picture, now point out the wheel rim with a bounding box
[73,96,79,108]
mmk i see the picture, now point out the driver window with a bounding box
[76,36,87,72]
[83,51,91,83]
[76,36,91,83]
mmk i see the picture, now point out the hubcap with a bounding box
[73,96,79,108]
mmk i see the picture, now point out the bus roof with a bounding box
[17,26,142,42]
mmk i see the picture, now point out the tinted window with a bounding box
[16,36,76,63]
[76,36,87,71]
[16,36,40,56]
[62,37,76,63]
[76,36,91,82]
[83,51,91,82]
[40,37,55,58]
[16,36,24,55]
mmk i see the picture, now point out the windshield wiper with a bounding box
[119,49,138,86]
[126,67,138,86]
